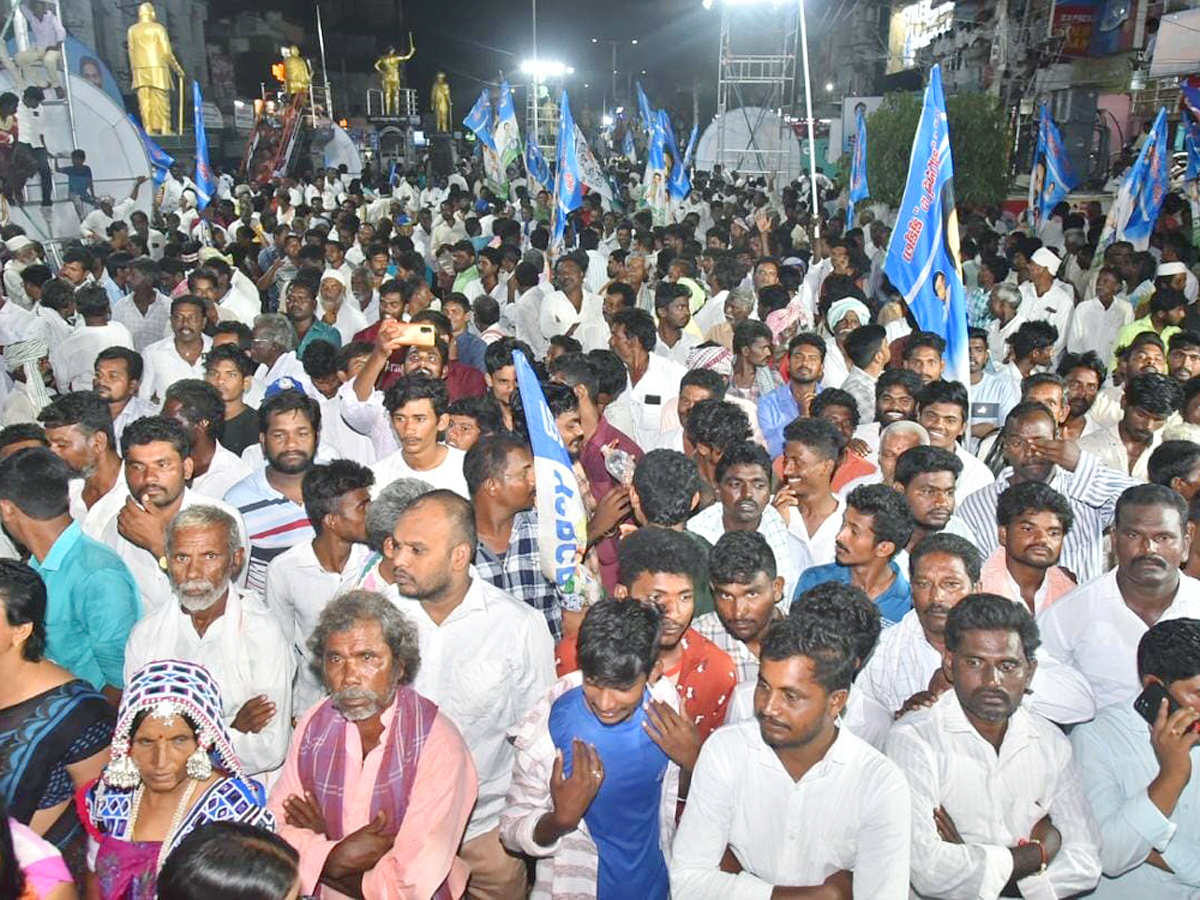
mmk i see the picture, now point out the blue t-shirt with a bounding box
[548,686,669,900]
[794,560,912,625]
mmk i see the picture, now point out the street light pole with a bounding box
[797,0,820,221]
[531,0,539,144]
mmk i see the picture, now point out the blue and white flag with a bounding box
[636,81,655,133]
[494,80,522,168]
[512,349,589,592]
[524,135,553,195]
[1100,107,1168,251]
[192,81,216,210]
[551,90,582,249]
[882,64,969,387]
[662,110,689,201]
[463,89,496,151]
[1181,82,1200,125]
[681,122,699,169]
[847,106,870,229]
[1186,124,1200,183]
[622,124,637,165]
[1027,103,1078,233]
[641,109,669,225]
[129,114,174,186]
[574,125,613,202]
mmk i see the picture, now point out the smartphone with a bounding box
[1134,681,1184,726]
[391,322,437,347]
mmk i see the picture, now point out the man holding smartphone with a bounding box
[1072,618,1200,897]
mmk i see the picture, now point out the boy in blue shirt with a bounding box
[55,148,95,221]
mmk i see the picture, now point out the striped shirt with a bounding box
[474,509,562,640]
[224,468,313,597]
[958,451,1138,584]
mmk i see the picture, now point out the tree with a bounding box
[865,89,1013,208]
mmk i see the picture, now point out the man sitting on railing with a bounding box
[9,2,64,99]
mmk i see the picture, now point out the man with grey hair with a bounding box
[387,489,555,897]
[123,503,294,775]
[348,476,433,599]
[249,311,307,404]
[986,282,1026,364]
[269,589,478,898]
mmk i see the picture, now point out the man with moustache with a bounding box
[1078,373,1179,480]
[124,505,293,776]
[272,590,478,898]
[892,445,976,556]
[1039,484,1200,710]
[1057,352,1106,441]
[886,594,1102,899]
[99,415,247,615]
[979,481,1078,614]
[758,332,825,458]
[93,346,156,448]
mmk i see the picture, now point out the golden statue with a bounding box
[127,2,184,135]
[281,45,311,98]
[374,34,415,116]
[431,71,452,133]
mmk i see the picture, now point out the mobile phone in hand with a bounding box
[1134,681,1183,726]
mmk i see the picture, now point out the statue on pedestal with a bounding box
[281,46,311,99]
[431,71,451,133]
[127,2,184,135]
[374,34,415,116]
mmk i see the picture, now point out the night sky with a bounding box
[211,0,722,122]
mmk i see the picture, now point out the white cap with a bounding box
[5,235,32,253]
[1030,247,1061,276]
[320,268,347,288]
[1158,261,1188,277]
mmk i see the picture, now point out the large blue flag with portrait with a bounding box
[463,89,496,151]
[192,81,216,210]
[1027,103,1078,232]
[882,65,968,387]
[847,106,870,229]
[551,90,582,249]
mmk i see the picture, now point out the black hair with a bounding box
[121,414,191,459]
[1170,330,1200,354]
[1003,400,1057,434]
[158,821,300,900]
[586,350,628,399]
[301,339,341,381]
[811,387,861,429]
[904,330,947,359]
[382,374,448,418]
[484,336,535,375]
[0,423,46,453]
[1126,373,1182,417]
[760,615,856,694]
[787,331,827,360]
[548,353,600,404]
[996,480,1075,534]
[549,334,583,355]
[1115,482,1188,533]
[968,326,988,344]
[0,559,47,661]
[1008,320,1058,360]
[875,367,923,400]
[618,526,707,590]
[714,441,772,486]
[1151,287,1187,314]
[611,308,658,353]
[205,342,257,378]
[845,483,913,557]
[0,796,24,900]
[908,532,982,583]
[710,529,777,583]
[1021,373,1066,399]
[631,449,701,526]
[845,324,887,368]
[0,447,69,520]
[944,593,1040,662]
[1056,350,1107,385]
[576,597,662,687]
[213,322,253,353]
[685,399,751,450]
[1137,618,1200,684]
[732,319,773,355]
[1150,441,1200,490]
[791,581,881,675]
[258,388,322,435]
[463,433,529,497]
[893,444,962,487]
[170,294,207,320]
[679,368,727,401]
[917,379,969,420]
[653,281,690,311]
[36,390,116,451]
[781,416,840,461]
[164,379,225,441]
[75,283,110,319]
[301,460,374,536]
[540,381,581,420]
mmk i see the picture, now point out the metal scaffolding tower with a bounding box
[714,2,800,177]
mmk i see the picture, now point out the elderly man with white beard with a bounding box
[122,504,294,776]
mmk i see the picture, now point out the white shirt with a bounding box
[653,330,701,368]
[670,721,912,899]
[781,492,845,568]
[1019,280,1074,359]
[99,487,247,616]
[123,585,294,776]
[987,313,1025,365]
[627,353,688,450]
[250,351,308,407]
[192,442,254,501]
[399,574,555,841]
[693,290,729,337]
[316,394,376,464]
[1038,568,1200,709]
[325,300,368,345]
[369,443,467,499]
[68,476,129,541]
[265,539,369,715]
[538,289,609,353]
[16,101,44,147]
[886,692,1102,900]
[1077,421,1164,480]
[846,608,1096,750]
[2,260,30,310]
[1066,295,1133,364]
[111,397,157,448]
[111,291,172,352]
[139,335,212,405]
[216,286,260,329]
[511,285,549,358]
[50,322,134,392]
[953,443,995,504]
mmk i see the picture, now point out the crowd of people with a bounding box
[0,137,1198,900]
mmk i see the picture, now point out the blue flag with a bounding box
[1181,82,1200,125]
[494,80,521,167]
[882,65,969,387]
[622,124,637,165]
[1187,124,1200,183]
[524,135,553,195]
[847,107,870,229]
[129,114,174,186]
[463,89,496,151]
[668,118,698,200]
[636,81,655,133]
[682,122,699,169]
[512,350,588,591]
[1027,103,1078,232]
[192,81,216,210]
[551,90,582,249]
[1122,107,1169,249]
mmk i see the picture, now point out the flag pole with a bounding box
[798,0,820,227]
[178,73,184,136]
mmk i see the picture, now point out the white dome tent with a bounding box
[694,106,805,182]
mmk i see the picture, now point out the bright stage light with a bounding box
[602,115,613,126]
[521,59,571,78]
[824,81,834,92]
[704,0,800,7]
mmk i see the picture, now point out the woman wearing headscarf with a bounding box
[78,659,275,900]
